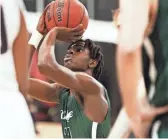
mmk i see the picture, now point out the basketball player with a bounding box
[0,0,35,139]
[114,0,168,138]
[27,3,111,138]
[28,34,111,138]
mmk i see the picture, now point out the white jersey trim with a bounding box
[92,122,98,139]
[151,120,161,139]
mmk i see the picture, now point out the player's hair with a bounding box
[84,39,104,80]
[68,39,104,80]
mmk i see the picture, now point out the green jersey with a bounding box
[59,88,111,138]
[149,0,168,107]
[147,0,168,137]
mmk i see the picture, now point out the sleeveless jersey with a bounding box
[149,0,168,107]
[147,1,168,136]
[59,88,111,138]
[0,0,21,92]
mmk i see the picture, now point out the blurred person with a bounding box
[0,0,35,139]
[112,0,168,138]
[109,9,151,138]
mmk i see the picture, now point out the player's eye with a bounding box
[75,47,84,52]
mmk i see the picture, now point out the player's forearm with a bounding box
[108,108,131,138]
[37,28,60,79]
[116,47,143,121]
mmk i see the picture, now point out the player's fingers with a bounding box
[153,105,168,116]
[66,38,77,43]
[71,35,83,41]
[73,29,85,36]
[71,24,84,32]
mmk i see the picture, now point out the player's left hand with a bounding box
[36,2,54,35]
[130,99,168,138]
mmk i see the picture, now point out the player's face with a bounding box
[64,41,91,72]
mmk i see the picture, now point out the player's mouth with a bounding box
[64,57,72,63]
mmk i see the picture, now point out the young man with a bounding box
[115,0,168,138]
[28,4,111,138]
[0,0,35,139]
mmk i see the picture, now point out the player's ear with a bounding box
[89,59,97,69]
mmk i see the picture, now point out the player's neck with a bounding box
[85,69,93,77]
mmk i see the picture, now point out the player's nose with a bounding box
[69,49,75,55]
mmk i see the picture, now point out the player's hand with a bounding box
[140,103,168,122]
[130,99,168,138]
[54,24,85,42]
[36,2,54,35]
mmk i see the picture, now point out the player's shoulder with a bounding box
[103,86,108,93]
[99,83,108,95]
[76,72,100,83]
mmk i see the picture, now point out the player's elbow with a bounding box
[38,62,49,75]
[18,82,29,96]
[38,51,50,71]
[38,58,60,77]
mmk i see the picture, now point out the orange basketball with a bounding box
[45,0,89,32]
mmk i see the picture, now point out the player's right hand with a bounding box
[54,24,85,42]
[36,2,54,35]
[130,99,168,138]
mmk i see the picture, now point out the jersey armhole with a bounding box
[104,87,111,107]
[59,88,69,103]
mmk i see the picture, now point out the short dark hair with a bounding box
[70,39,104,80]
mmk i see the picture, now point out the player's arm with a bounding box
[37,27,104,96]
[13,11,29,96]
[117,0,168,137]
[117,0,149,120]
[28,2,52,67]
[28,78,63,103]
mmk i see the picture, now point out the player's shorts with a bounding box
[0,90,36,139]
[150,114,168,138]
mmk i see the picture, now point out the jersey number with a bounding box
[0,6,8,54]
[64,127,72,138]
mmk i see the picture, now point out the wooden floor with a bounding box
[36,122,63,139]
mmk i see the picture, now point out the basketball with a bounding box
[45,0,89,32]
